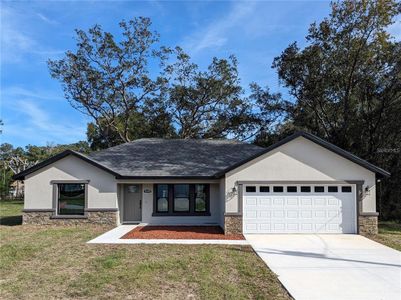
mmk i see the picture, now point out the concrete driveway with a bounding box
[246,234,401,300]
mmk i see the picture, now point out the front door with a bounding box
[123,184,142,222]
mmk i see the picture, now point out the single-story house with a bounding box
[13,131,390,235]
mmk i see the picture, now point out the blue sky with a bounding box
[1,0,399,147]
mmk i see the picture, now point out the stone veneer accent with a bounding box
[224,214,242,235]
[358,214,378,236]
[22,210,118,227]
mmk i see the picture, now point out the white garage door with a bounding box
[243,184,356,234]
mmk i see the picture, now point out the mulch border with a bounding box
[121,225,245,240]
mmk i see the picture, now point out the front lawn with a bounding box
[0,201,291,299]
[369,221,401,251]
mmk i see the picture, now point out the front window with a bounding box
[57,183,85,215]
[174,184,190,212]
[156,184,169,212]
[153,184,210,215]
[195,184,207,212]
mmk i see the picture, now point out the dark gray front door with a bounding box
[123,185,142,222]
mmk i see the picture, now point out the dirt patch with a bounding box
[122,226,245,240]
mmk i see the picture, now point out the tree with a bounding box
[265,0,401,220]
[272,0,401,149]
[49,18,262,147]
[165,48,259,139]
[48,17,172,146]
[0,141,91,199]
[249,83,290,146]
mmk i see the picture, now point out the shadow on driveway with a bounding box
[254,247,401,268]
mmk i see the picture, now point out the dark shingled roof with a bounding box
[87,138,265,178]
[13,132,390,180]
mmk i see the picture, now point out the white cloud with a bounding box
[2,86,64,102]
[1,28,36,63]
[3,99,87,145]
[36,13,58,25]
[183,1,258,54]
[1,85,87,145]
[0,6,64,64]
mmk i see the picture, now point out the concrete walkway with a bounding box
[246,234,401,300]
[87,225,249,245]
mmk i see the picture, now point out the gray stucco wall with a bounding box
[24,155,118,210]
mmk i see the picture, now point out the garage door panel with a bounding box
[286,197,298,205]
[328,224,340,231]
[245,197,257,205]
[273,211,285,218]
[300,198,312,206]
[314,198,326,206]
[259,210,271,218]
[301,223,313,231]
[259,198,272,205]
[260,223,271,230]
[328,199,338,206]
[245,210,257,218]
[316,224,327,232]
[301,210,312,218]
[243,184,356,234]
[287,223,299,230]
[328,210,339,218]
[315,210,326,218]
[245,223,258,232]
[287,210,298,218]
[274,223,285,231]
[273,198,284,206]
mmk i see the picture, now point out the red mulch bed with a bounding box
[121,226,245,240]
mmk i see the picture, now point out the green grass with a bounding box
[0,201,291,299]
[370,221,401,251]
[0,200,23,226]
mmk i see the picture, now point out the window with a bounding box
[174,185,190,212]
[342,186,352,193]
[195,184,207,212]
[128,185,139,193]
[156,184,169,212]
[314,186,325,193]
[246,186,256,193]
[301,186,311,192]
[287,186,297,193]
[273,186,284,193]
[57,183,85,215]
[260,186,270,193]
[153,184,210,215]
[328,186,338,192]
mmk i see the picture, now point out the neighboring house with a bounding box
[9,181,24,198]
[13,132,390,235]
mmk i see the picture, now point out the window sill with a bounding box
[152,212,211,217]
[50,215,88,219]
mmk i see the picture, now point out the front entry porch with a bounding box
[117,182,223,228]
